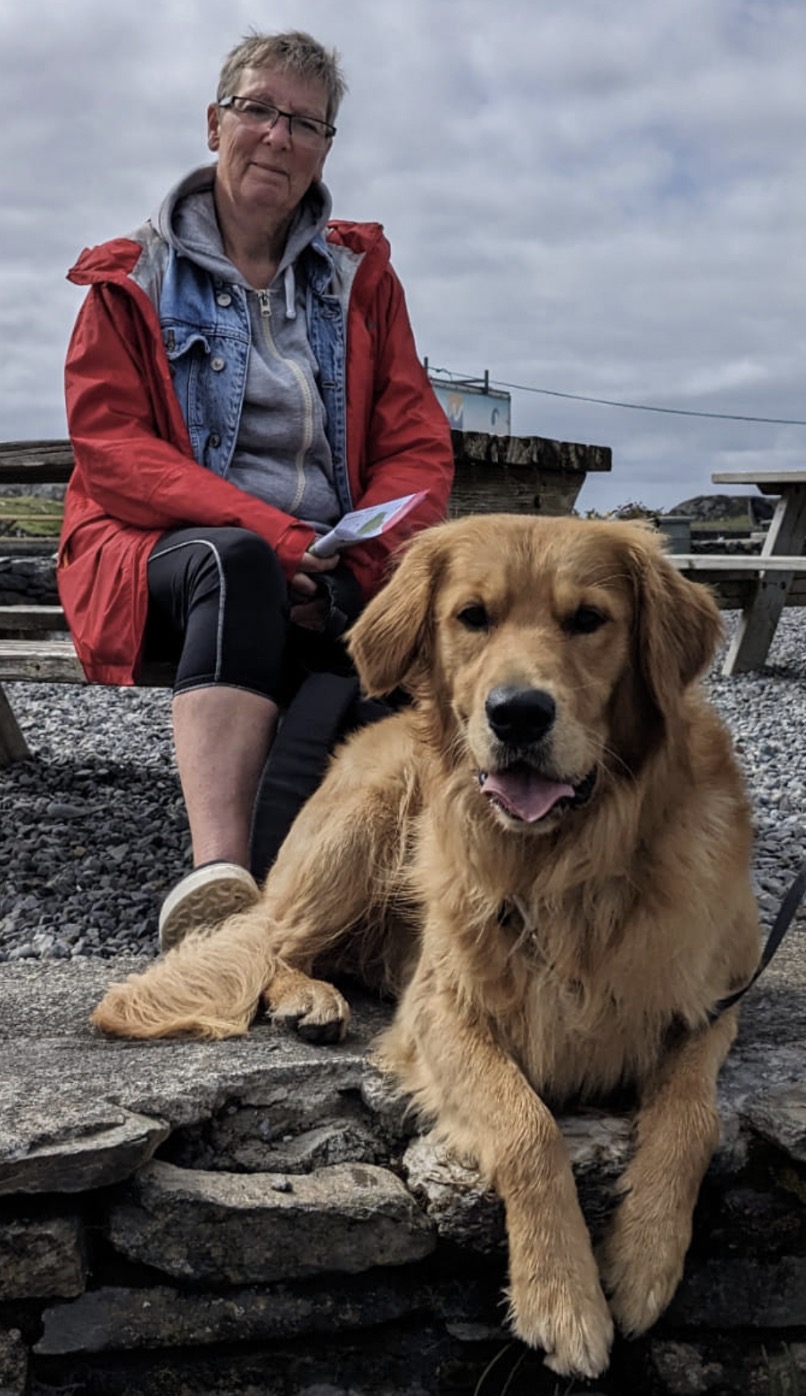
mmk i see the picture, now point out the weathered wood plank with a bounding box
[0,641,175,687]
[451,430,612,472]
[449,430,611,518]
[0,605,69,633]
[0,640,85,682]
[669,555,806,574]
[712,469,806,494]
[705,580,806,611]
[0,441,74,484]
[721,489,806,673]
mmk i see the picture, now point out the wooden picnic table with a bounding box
[710,470,806,674]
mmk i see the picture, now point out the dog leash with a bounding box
[502,864,805,1024]
[708,858,806,1022]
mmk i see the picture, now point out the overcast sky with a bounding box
[3,0,805,513]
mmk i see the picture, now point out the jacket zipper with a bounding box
[258,290,313,516]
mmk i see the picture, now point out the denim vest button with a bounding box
[209,433,221,448]
[216,293,232,307]
[211,356,225,371]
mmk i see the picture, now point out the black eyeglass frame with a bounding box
[217,95,336,142]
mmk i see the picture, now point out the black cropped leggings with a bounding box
[145,526,361,702]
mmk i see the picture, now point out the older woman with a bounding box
[59,30,453,948]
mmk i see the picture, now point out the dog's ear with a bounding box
[625,525,722,712]
[347,526,446,696]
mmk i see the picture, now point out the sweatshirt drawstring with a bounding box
[283,264,297,320]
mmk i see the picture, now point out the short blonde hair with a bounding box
[217,30,347,124]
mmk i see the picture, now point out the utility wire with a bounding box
[428,367,806,427]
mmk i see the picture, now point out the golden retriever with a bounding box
[93,514,760,1379]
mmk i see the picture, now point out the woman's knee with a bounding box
[185,528,285,604]
[213,528,284,582]
[147,527,289,696]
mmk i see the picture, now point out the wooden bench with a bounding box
[669,553,806,669]
[669,470,806,676]
[0,431,612,765]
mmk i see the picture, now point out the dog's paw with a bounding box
[599,1197,690,1336]
[509,1260,614,1379]
[262,966,350,1044]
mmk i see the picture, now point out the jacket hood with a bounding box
[66,178,388,299]
[153,163,334,290]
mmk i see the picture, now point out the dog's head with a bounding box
[348,514,721,833]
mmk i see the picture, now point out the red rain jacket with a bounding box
[59,220,453,683]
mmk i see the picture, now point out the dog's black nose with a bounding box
[485,686,556,744]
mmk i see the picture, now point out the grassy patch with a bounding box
[0,495,64,538]
[764,1344,803,1396]
[690,513,757,534]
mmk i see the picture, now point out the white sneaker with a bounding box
[158,862,260,952]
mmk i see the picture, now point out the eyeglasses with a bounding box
[217,96,336,147]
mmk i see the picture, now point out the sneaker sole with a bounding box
[159,872,261,952]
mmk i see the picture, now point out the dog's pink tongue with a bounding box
[482,771,575,822]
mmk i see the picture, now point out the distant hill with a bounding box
[669,494,776,524]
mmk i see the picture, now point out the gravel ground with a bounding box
[1,610,804,962]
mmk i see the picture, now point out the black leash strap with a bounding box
[709,859,806,1022]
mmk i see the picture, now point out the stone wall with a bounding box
[1,948,805,1396]
[0,557,59,607]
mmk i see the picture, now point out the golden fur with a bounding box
[93,515,760,1379]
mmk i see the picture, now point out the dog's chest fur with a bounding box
[475,896,680,1101]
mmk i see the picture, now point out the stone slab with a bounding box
[36,1275,434,1355]
[107,1158,435,1283]
[1,931,805,1202]
[0,1329,26,1396]
[0,957,391,1196]
[0,1213,85,1299]
[740,1082,806,1163]
[666,1255,806,1327]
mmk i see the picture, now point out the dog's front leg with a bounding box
[381,972,614,1380]
[599,1008,738,1335]
[260,733,420,1041]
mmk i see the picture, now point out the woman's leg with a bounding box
[146,527,289,944]
[172,684,278,868]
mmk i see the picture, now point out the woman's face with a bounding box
[207,66,332,224]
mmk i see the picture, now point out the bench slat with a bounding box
[669,554,806,573]
[0,604,69,633]
[0,639,85,682]
[0,440,74,485]
[0,641,175,687]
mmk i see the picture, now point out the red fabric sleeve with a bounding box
[64,283,317,576]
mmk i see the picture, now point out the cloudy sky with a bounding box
[3,0,805,513]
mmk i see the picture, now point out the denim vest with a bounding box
[158,232,358,514]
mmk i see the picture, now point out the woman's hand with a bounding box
[289,548,340,630]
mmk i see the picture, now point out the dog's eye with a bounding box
[565,606,606,635]
[457,603,490,631]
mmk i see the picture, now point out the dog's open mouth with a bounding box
[478,764,597,823]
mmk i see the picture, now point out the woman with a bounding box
[59,30,454,949]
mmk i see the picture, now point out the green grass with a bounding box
[764,1345,803,1396]
[0,495,64,538]
[690,513,757,534]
